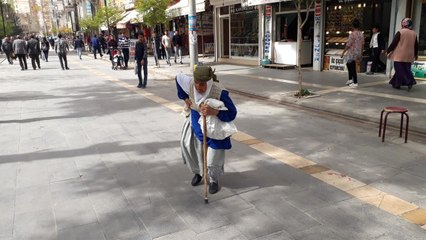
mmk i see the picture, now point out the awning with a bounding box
[166,0,206,18]
[117,10,143,29]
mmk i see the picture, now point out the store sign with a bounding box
[265,5,272,17]
[129,39,137,63]
[412,61,426,80]
[189,15,197,31]
[231,4,256,13]
[329,56,345,71]
[247,0,283,6]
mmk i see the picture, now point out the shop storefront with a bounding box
[323,0,392,72]
[412,0,426,80]
[211,0,261,65]
[166,0,214,55]
[271,1,314,65]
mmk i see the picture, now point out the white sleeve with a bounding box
[176,73,192,94]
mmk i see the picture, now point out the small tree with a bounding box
[94,5,124,32]
[293,0,315,98]
[80,17,100,33]
[135,0,172,28]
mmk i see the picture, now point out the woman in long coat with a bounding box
[387,18,419,91]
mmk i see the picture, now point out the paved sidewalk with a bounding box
[1,52,426,240]
[150,55,426,138]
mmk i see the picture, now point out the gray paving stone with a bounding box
[211,195,253,216]
[252,197,320,234]
[226,208,283,239]
[306,198,416,239]
[141,213,189,239]
[254,230,294,240]
[0,192,14,239]
[47,158,80,183]
[50,178,88,203]
[371,172,426,203]
[58,223,105,240]
[153,229,197,240]
[15,185,52,214]
[14,209,56,240]
[53,197,98,230]
[110,162,148,188]
[16,161,49,188]
[196,225,247,240]
[291,225,345,240]
[88,186,130,217]
[99,208,145,240]
[0,163,17,190]
[282,189,332,212]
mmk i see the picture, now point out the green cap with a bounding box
[193,65,214,82]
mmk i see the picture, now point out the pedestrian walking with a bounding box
[41,37,50,62]
[173,31,183,64]
[176,65,237,194]
[91,35,103,59]
[162,30,172,66]
[74,36,84,60]
[27,35,41,70]
[99,34,107,54]
[386,18,418,91]
[341,18,364,88]
[107,35,118,68]
[55,34,70,70]
[135,32,148,88]
[1,36,14,64]
[12,35,28,71]
[118,34,130,69]
[369,25,386,73]
[151,32,160,67]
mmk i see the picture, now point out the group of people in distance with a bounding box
[341,17,418,91]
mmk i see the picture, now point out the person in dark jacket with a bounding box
[41,37,50,62]
[172,31,183,64]
[55,33,70,70]
[1,36,13,64]
[74,36,84,60]
[369,25,386,73]
[91,35,103,59]
[12,35,28,70]
[27,35,41,70]
[135,32,148,88]
[107,35,118,67]
[118,34,130,68]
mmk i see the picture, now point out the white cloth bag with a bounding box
[198,98,238,140]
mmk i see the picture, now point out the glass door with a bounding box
[221,17,230,58]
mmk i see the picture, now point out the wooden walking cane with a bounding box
[202,114,209,204]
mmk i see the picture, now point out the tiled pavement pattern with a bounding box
[0,52,425,239]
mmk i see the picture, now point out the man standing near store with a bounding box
[118,33,130,69]
[1,36,14,64]
[135,32,148,88]
[172,31,183,64]
[162,30,172,66]
[12,35,28,71]
[370,25,386,73]
[27,35,41,70]
[74,36,84,60]
[91,35,103,59]
[55,34,70,70]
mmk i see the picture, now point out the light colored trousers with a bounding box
[174,46,182,63]
[76,47,82,59]
[181,117,225,182]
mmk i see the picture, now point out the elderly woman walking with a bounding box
[387,18,419,91]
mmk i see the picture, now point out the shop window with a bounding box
[230,5,258,58]
[276,12,314,42]
[220,6,229,15]
[418,2,426,56]
[279,2,296,12]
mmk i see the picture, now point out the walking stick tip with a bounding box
[204,198,209,204]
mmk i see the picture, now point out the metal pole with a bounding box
[1,2,6,36]
[104,0,110,34]
[188,0,198,71]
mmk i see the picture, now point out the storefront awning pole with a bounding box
[189,0,198,71]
